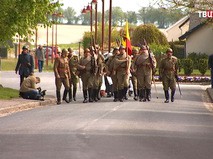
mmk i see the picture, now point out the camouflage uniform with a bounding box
[53,49,71,104]
[135,46,157,102]
[67,48,79,102]
[159,48,178,103]
[114,46,131,102]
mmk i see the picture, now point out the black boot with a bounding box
[69,88,72,102]
[123,87,128,100]
[139,89,143,102]
[142,89,146,102]
[171,90,175,102]
[133,88,138,101]
[113,91,118,102]
[63,89,70,103]
[73,86,77,101]
[56,91,61,105]
[164,90,169,103]
[97,87,101,100]
[118,90,123,102]
[88,88,93,102]
[83,90,88,103]
[93,89,98,102]
[146,89,151,101]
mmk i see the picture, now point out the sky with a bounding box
[60,0,157,15]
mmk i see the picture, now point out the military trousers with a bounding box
[93,74,102,89]
[55,77,70,91]
[81,71,94,90]
[162,75,176,91]
[116,68,129,90]
[131,75,138,90]
[136,69,152,90]
[111,74,118,92]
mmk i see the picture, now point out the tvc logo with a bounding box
[198,11,213,18]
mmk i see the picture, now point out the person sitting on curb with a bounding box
[19,74,46,100]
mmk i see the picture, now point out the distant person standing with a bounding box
[35,45,45,72]
[208,54,213,88]
[15,46,34,86]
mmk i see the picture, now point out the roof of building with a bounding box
[179,22,206,40]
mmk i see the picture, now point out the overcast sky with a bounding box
[61,0,157,15]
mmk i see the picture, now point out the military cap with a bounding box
[140,45,147,50]
[68,48,73,52]
[22,46,28,50]
[84,48,90,53]
[119,45,125,50]
[61,48,68,54]
[166,48,173,53]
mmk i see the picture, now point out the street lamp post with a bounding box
[108,0,112,53]
[101,0,105,54]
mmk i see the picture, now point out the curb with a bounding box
[206,88,213,102]
[0,98,56,117]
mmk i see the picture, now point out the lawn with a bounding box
[0,87,19,100]
[0,58,211,76]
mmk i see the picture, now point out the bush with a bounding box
[182,58,193,76]
[131,24,168,46]
[198,59,208,76]
[187,52,208,69]
[82,32,93,49]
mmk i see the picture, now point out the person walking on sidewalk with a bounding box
[159,48,179,103]
[35,45,45,72]
[53,49,71,104]
[15,46,34,86]
[67,48,79,102]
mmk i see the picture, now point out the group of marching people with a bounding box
[53,44,179,104]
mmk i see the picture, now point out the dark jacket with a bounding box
[15,52,34,76]
[208,54,213,69]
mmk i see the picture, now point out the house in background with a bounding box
[161,15,190,42]
[179,13,213,56]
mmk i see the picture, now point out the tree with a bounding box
[131,24,168,46]
[125,11,137,25]
[105,7,125,26]
[160,0,213,11]
[64,7,76,24]
[0,0,60,46]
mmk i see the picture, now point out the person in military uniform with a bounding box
[53,49,71,104]
[113,45,131,102]
[15,46,34,86]
[92,45,104,102]
[159,48,178,103]
[106,47,120,102]
[135,45,157,102]
[67,48,79,102]
[130,48,139,100]
[78,48,95,103]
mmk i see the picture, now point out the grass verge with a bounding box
[0,87,19,100]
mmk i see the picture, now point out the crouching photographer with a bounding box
[19,74,46,101]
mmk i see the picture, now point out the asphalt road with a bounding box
[0,71,213,159]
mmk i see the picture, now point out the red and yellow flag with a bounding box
[122,21,132,55]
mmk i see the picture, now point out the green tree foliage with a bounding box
[198,59,208,76]
[82,32,92,49]
[131,24,168,46]
[0,0,60,46]
[105,7,125,26]
[125,11,137,25]
[63,7,76,24]
[137,7,186,28]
